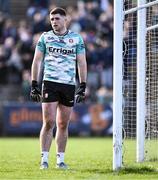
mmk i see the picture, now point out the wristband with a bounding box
[32,80,38,87]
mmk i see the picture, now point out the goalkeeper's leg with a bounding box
[39,102,57,169]
[55,104,72,169]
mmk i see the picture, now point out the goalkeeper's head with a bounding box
[49,7,67,33]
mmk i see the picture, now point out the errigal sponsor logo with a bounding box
[48,47,74,55]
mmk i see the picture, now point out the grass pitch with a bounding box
[0,138,158,180]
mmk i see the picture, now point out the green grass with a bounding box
[0,138,158,180]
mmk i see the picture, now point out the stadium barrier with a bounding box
[3,102,42,135]
[2,102,112,136]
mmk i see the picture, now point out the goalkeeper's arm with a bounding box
[30,48,43,102]
[75,53,87,103]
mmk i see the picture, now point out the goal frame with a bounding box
[113,0,158,171]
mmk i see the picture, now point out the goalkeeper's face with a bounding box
[50,14,67,32]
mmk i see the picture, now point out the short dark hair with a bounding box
[50,7,67,16]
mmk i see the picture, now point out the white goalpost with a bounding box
[113,0,123,170]
[137,0,146,163]
[113,0,158,170]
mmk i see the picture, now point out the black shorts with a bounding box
[42,81,75,107]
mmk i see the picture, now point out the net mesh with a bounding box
[122,0,158,163]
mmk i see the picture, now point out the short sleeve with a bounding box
[76,35,86,55]
[36,33,46,53]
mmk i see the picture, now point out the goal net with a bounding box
[122,0,137,164]
[113,0,158,170]
[123,0,158,164]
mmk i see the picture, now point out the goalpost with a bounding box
[113,0,158,170]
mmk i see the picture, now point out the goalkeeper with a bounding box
[30,7,87,170]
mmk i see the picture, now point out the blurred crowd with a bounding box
[0,0,113,101]
[0,0,113,136]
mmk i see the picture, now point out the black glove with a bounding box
[30,80,41,102]
[75,82,86,103]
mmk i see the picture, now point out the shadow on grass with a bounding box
[71,166,158,175]
[72,166,157,175]
[70,168,113,174]
[117,166,158,175]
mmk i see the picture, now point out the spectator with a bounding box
[31,11,46,34]
[21,70,31,101]
[27,0,49,19]
[0,0,10,15]
[17,20,32,45]
[0,45,8,84]
[2,19,17,41]
[4,37,15,59]
[7,46,22,84]
[0,12,6,43]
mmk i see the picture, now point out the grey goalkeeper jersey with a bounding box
[36,30,85,85]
